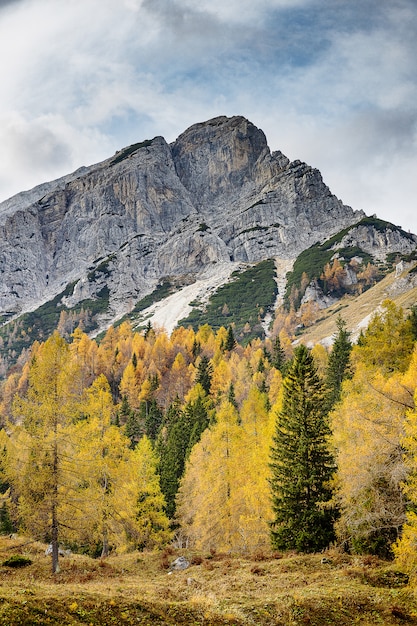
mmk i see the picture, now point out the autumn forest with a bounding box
[1,300,417,576]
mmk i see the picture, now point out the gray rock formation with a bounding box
[0,115,366,328]
[301,279,338,310]
[333,222,417,261]
[168,556,190,571]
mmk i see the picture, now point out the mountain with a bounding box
[0,115,416,370]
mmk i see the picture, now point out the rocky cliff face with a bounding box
[0,115,411,334]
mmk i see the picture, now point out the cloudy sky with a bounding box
[1,0,416,232]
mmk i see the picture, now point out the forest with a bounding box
[1,299,417,577]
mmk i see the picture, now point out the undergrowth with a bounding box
[0,536,415,626]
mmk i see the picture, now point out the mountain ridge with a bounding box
[0,116,363,319]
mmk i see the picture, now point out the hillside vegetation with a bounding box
[0,536,416,625]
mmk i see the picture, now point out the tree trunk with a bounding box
[101,525,109,558]
[51,438,60,574]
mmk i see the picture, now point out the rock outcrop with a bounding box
[333,222,417,261]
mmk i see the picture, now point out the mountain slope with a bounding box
[0,115,416,370]
[296,259,417,347]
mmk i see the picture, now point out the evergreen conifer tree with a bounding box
[116,395,132,426]
[157,390,211,518]
[270,344,337,552]
[185,395,210,457]
[195,355,213,395]
[124,409,142,448]
[271,335,286,372]
[227,383,238,409]
[144,320,153,339]
[144,399,163,441]
[224,326,236,352]
[192,339,201,359]
[325,316,352,409]
[157,401,189,518]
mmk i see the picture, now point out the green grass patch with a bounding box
[111,140,154,166]
[2,555,32,568]
[360,215,416,240]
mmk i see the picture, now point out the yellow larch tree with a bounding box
[150,332,173,377]
[171,326,196,358]
[394,391,417,571]
[311,343,328,378]
[119,360,143,409]
[70,328,99,389]
[332,356,415,555]
[354,300,414,375]
[64,374,137,556]
[176,400,242,551]
[177,387,274,553]
[156,351,192,407]
[231,354,253,406]
[211,359,232,401]
[7,332,83,573]
[115,435,171,551]
[267,368,283,407]
[235,386,274,550]
[116,321,134,363]
[393,347,417,570]
[332,302,416,556]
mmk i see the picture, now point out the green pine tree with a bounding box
[227,383,238,410]
[192,339,201,359]
[157,401,190,518]
[121,396,143,449]
[116,395,132,426]
[271,335,286,372]
[325,316,352,409]
[144,399,163,442]
[195,355,213,395]
[157,391,211,519]
[0,501,14,535]
[185,395,210,457]
[224,326,236,351]
[270,344,337,553]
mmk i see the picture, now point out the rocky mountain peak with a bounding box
[171,116,272,206]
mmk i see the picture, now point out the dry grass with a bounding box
[0,536,416,625]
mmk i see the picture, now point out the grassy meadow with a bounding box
[0,536,416,625]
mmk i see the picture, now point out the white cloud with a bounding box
[177,0,311,25]
[0,0,416,236]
